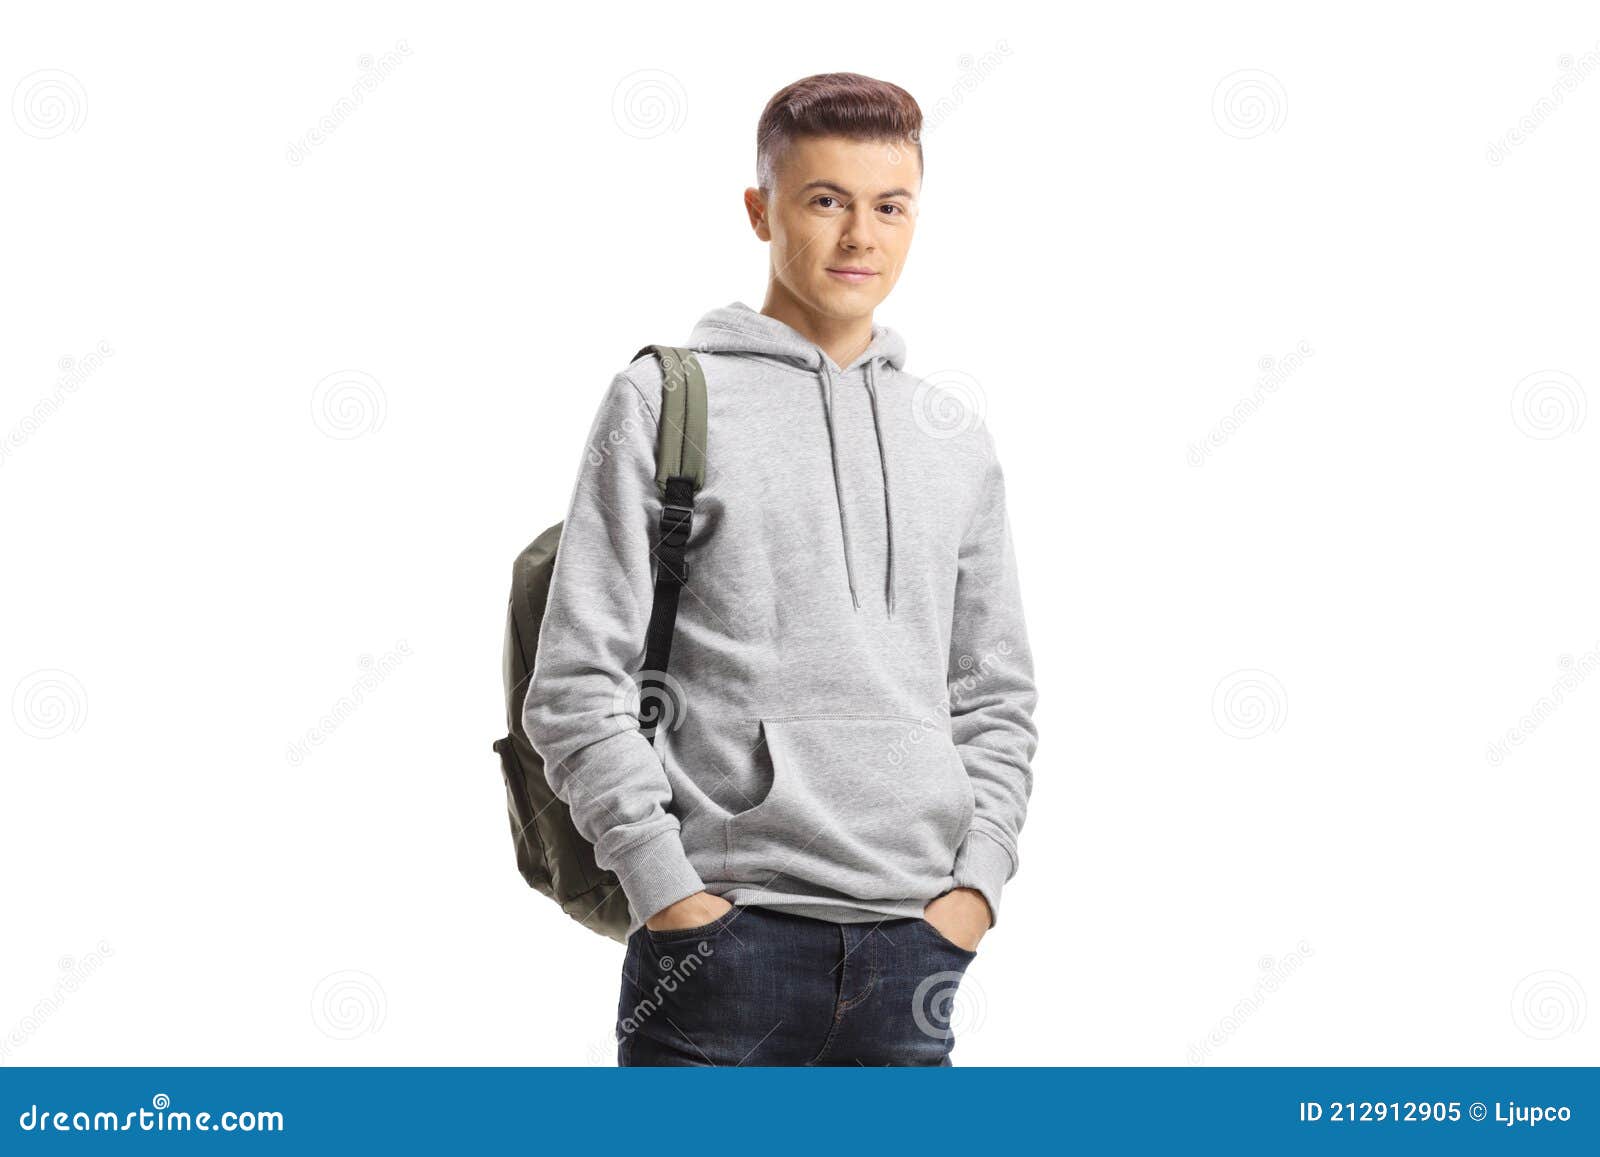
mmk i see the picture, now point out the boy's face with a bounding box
[747,133,920,323]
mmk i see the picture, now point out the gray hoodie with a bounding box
[524,302,1038,939]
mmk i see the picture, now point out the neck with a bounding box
[760,280,873,371]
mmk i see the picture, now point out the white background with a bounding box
[3,2,1596,1067]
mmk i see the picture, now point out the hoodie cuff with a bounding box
[951,827,1016,929]
[609,827,707,925]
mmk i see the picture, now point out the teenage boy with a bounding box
[525,72,1038,1066]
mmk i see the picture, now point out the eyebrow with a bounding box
[799,179,916,200]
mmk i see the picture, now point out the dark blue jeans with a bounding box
[615,903,980,1066]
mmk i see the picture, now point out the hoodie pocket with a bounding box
[724,714,976,899]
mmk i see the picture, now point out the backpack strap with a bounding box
[639,345,707,494]
[631,345,706,742]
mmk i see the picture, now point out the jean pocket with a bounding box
[726,714,975,898]
[642,904,743,947]
[917,916,979,959]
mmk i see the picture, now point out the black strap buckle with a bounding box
[659,503,693,551]
[656,502,693,584]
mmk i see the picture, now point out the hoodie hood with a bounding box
[688,302,908,615]
[688,300,908,375]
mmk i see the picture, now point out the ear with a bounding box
[743,187,771,241]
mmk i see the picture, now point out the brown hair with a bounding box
[755,72,923,196]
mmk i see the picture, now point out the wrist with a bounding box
[645,890,728,930]
[952,886,994,927]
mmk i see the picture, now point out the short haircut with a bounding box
[755,72,924,197]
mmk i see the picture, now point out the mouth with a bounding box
[826,267,879,284]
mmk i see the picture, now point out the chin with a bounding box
[813,284,881,317]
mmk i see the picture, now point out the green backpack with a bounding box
[492,346,708,943]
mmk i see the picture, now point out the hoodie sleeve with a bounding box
[522,370,707,925]
[946,425,1040,928]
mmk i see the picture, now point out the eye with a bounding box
[879,203,905,217]
[814,195,842,209]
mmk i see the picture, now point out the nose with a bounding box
[839,203,878,253]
